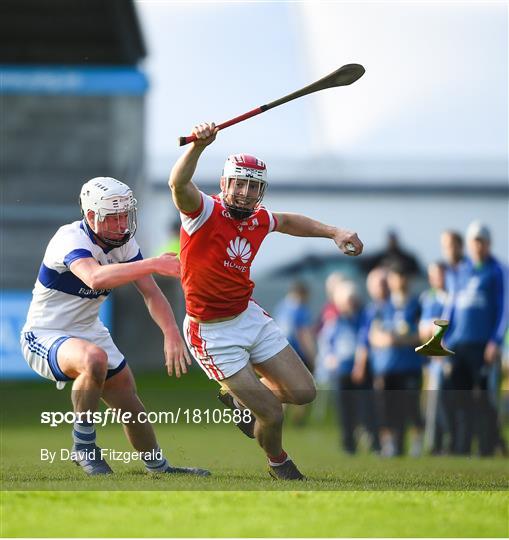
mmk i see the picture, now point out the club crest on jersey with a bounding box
[237,217,259,233]
[227,237,252,263]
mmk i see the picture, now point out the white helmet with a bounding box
[79,177,137,247]
[221,154,267,219]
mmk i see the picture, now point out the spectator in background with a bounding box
[352,267,389,386]
[501,329,509,437]
[439,229,466,451]
[368,262,423,457]
[313,274,348,423]
[154,218,181,257]
[350,268,390,454]
[317,272,346,332]
[274,281,316,372]
[322,282,363,453]
[440,230,466,294]
[419,262,450,454]
[274,281,316,425]
[361,230,421,276]
[444,221,507,456]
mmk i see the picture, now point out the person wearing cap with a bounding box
[444,221,507,455]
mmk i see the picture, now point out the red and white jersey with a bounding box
[179,192,278,321]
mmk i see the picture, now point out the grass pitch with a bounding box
[1,372,508,537]
[2,491,507,537]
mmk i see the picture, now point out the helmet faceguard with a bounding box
[79,177,137,248]
[221,154,267,220]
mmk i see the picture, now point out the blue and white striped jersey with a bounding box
[23,220,142,332]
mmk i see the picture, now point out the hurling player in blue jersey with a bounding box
[444,221,507,456]
[21,177,209,476]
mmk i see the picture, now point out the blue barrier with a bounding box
[0,290,113,380]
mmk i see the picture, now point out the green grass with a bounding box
[1,491,507,537]
[1,373,508,537]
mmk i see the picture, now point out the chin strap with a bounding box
[100,234,130,248]
[225,205,255,220]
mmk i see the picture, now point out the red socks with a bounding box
[268,450,289,466]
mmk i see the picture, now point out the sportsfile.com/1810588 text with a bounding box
[40,408,253,427]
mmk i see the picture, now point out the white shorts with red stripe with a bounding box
[183,300,289,381]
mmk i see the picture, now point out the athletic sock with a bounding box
[143,447,169,473]
[72,420,96,447]
[268,450,289,467]
[232,396,244,409]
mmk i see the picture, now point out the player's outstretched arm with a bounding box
[169,122,219,213]
[134,275,191,377]
[69,253,180,290]
[272,212,363,256]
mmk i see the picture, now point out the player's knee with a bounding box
[291,382,316,405]
[82,346,108,381]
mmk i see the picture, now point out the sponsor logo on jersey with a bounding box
[223,260,248,272]
[226,237,252,263]
[78,287,111,296]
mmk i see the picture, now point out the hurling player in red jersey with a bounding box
[169,122,363,480]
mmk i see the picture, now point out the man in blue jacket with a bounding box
[445,221,507,456]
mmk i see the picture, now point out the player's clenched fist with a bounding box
[333,229,363,256]
[154,252,181,278]
[191,122,219,148]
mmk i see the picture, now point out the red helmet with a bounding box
[221,154,267,219]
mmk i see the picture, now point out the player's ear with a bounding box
[220,177,226,191]
[86,210,96,227]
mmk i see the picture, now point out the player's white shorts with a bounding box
[20,326,126,384]
[183,300,289,381]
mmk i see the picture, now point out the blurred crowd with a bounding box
[274,221,508,458]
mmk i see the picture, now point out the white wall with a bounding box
[138,187,508,277]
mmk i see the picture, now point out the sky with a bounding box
[134,0,507,271]
[135,0,507,184]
